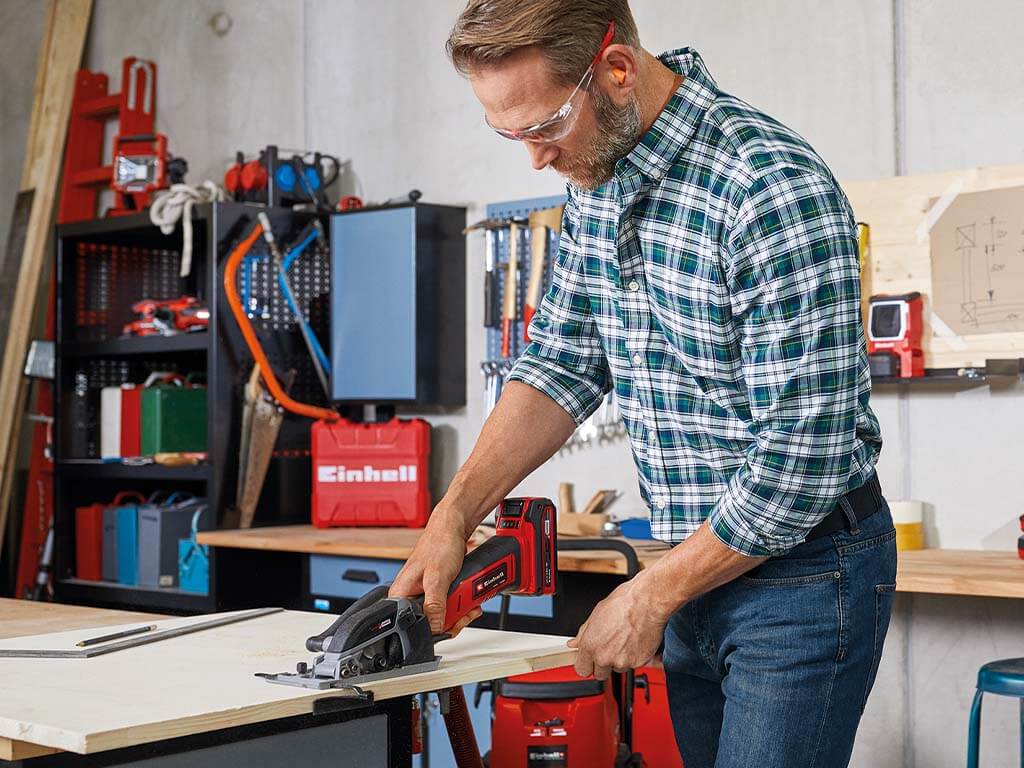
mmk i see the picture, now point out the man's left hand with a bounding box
[567,573,672,680]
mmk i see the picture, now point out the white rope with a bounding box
[149,182,225,276]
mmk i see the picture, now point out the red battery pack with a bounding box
[311,417,431,528]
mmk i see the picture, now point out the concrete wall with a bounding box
[2,1,1022,765]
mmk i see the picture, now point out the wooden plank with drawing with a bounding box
[843,163,1024,368]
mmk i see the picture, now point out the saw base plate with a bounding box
[257,657,441,690]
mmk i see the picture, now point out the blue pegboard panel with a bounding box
[483,194,568,363]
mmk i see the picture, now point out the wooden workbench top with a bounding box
[198,525,1024,597]
[197,524,670,575]
[894,549,1024,599]
[0,602,574,757]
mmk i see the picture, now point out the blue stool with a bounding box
[967,658,1024,767]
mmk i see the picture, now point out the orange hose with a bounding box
[223,222,339,421]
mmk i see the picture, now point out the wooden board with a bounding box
[0,599,163,760]
[0,0,92,548]
[843,163,1024,368]
[895,549,1024,598]
[197,525,670,575]
[0,609,575,755]
[198,525,425,559]
[0,598,162,640]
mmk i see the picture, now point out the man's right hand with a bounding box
[389,510,482,635]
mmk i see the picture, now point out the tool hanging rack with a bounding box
[480,195,626,450]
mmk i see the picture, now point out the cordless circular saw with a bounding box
[258,497,556,690]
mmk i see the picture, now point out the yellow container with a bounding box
[895,522,924,551]
[890,501,925,551]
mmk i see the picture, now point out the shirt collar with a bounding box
[619,48,719,183]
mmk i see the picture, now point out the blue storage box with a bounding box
[178,506,209,594]
[115,504,139,585]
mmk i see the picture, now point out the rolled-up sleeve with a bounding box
[708,168,865,557]
[506,193,611,425]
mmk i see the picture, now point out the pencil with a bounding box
[75,624,157,647]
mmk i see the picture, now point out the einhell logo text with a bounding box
[317,464,418,483]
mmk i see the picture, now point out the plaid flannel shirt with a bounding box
[507,48,882,557]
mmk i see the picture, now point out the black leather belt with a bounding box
[804,473,883,542]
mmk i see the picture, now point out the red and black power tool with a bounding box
[122,296,210,337]
[867,292,925,378]
[445,497,556,627]
[260,497,557,689]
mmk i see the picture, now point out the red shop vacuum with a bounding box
[482,665,631,767]
[476,540,684,767]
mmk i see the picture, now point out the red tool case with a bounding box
[74,501,107,581]
[311,417,431,528]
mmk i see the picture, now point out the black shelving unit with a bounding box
[52,202,323,613]
[62,334,210,357]
[58,462,213,481]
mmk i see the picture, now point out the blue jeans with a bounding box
[663,499,897,768]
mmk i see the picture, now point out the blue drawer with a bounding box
[481,594,554,618]
[309,555,404,600]
[309,554,554,618]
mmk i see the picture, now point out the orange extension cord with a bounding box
[223,221,339,422]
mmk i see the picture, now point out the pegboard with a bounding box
[484,194,567,362]
[73,242,190,341]
[227,224,332,408]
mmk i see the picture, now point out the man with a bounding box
[390,2,896,766]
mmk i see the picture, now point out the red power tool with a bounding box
[122,296,210,337]
[259,497,557,689]
[867,292,925,378]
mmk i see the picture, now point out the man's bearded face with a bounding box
[551,86,642,190]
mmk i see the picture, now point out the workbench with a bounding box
[198,525,1024,599]
[199,525,671,635]
[0,598,575,766]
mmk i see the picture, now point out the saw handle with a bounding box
[442,534,520,633]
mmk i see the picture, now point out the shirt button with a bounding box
[655,498,667,510]
[632,353,642,365]
[628,280,640,292]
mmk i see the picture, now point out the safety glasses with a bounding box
[487,20,616,144]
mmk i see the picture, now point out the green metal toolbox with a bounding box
[140,382,207,455]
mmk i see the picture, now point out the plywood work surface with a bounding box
[0,598,162,640]
[0,608,575,755]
